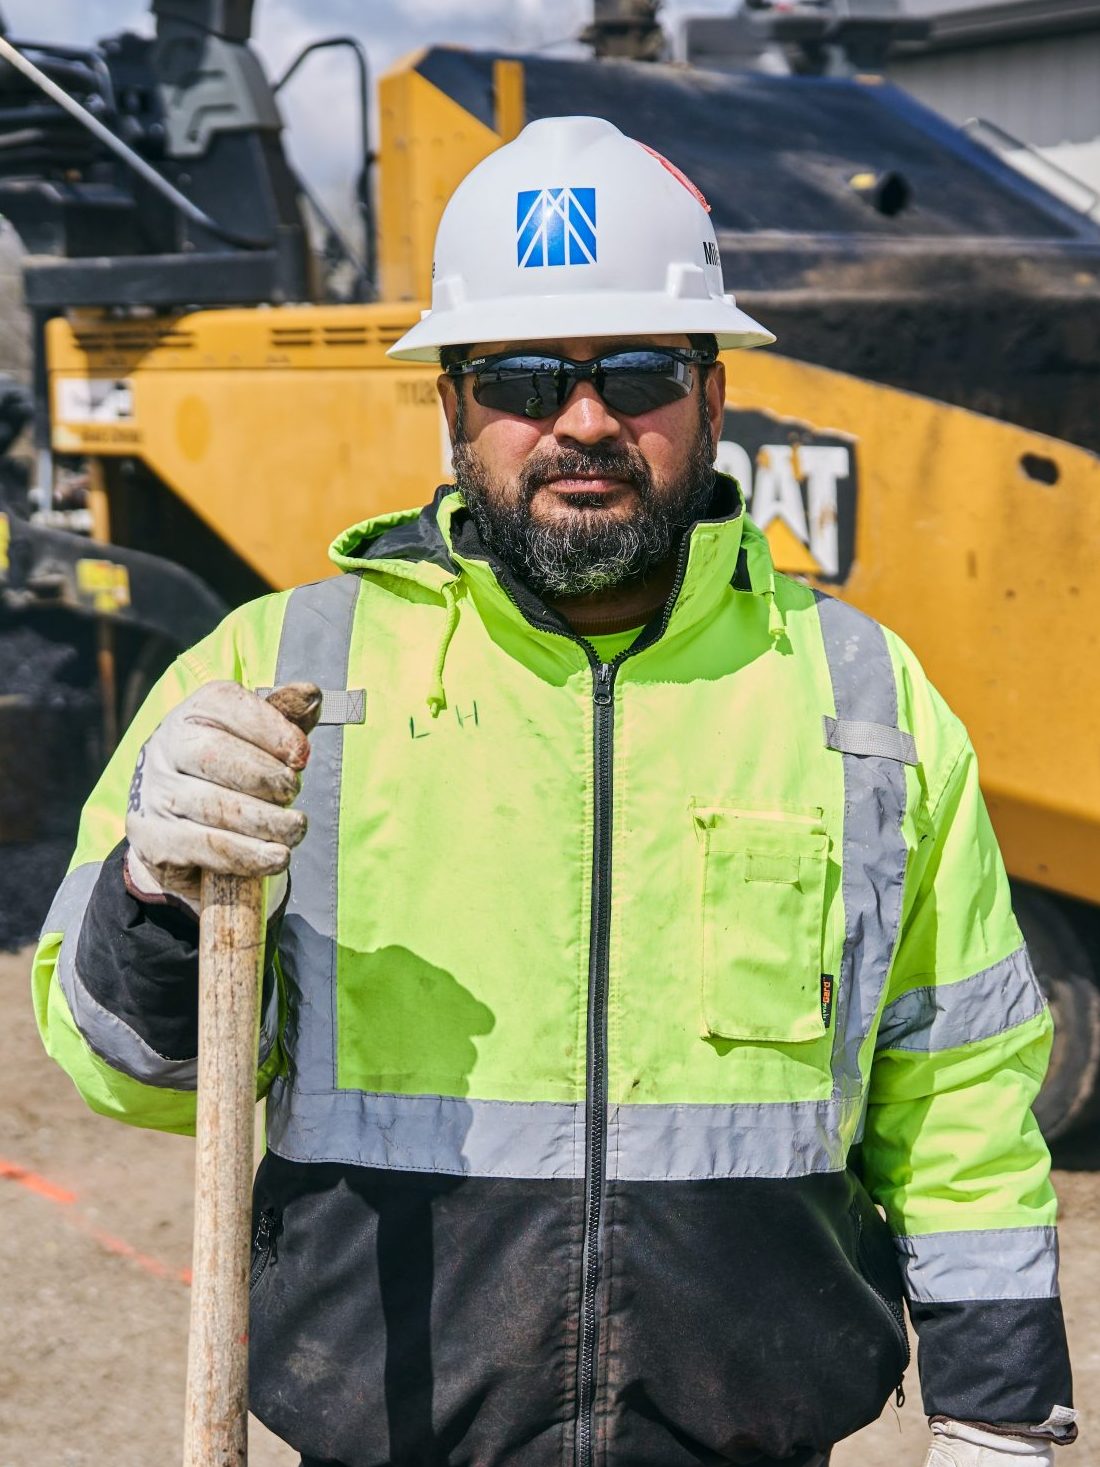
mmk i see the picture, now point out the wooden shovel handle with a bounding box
[182,683,320,1467]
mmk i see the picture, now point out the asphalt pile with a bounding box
[0,610,100,950]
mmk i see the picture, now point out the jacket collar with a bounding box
[329,473,779,656]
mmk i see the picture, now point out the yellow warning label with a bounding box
[76,557,131,614]
[0,513,8,576]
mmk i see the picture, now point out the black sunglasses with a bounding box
[446,346,715,420]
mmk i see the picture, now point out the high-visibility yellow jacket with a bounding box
[35,479,1072,1466]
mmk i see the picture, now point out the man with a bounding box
[34,117,1074,1466]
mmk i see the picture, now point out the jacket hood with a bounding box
[329,476,776,600]
[329,476,783,714]
[329,486,460,587]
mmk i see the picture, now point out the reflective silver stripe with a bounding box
[273,574,363,1092]
[877,945,1045,1053]
[254,686,366,725]
[267,1081,584,1179]
[815,594,910,1099]
[609,1096,860,1182]
[46,861,187,1081]
[61,949,279,1089]
[266,1086,858,1181]
[51,858,279,1088]
[48,860,186,1081]
[60,936,199,1087]
[39,859,102,939]
[895,1226,1060,1303]
[823,715,917,767]
[60,950,280,1091]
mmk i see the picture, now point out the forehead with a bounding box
[465,333,692,360]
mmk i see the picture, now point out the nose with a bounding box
[552,381,621,447]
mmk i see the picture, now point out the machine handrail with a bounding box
[963,115,1100,218]
[275,36,375,299]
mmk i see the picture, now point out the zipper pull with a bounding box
[593,663,614,706]
[254,1207,277,1261]
[895,1381,906,1408]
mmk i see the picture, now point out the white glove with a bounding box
[925,1422,1055,1466]
[124,680,312,912]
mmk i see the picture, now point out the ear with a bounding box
[437,373,459,442]
[705,359,726,458]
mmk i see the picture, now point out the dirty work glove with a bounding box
[124,680,313,913]
[925,1422,1055,1466]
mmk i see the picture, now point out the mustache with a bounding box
[518,444,653,500]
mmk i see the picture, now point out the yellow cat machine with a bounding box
[1,0,1098,1134]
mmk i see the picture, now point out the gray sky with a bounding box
[1,1,741,227]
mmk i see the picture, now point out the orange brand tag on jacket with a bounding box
[820,975,834,1030]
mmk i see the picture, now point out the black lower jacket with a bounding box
[79,847,916,1463]
[247,1149,908,1466]
[74,833,1073,1462]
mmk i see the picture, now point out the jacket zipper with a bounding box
[479,538,693,1467]
[575,656,616,1467]
[250,1206,278,1290]
[871,1284,909,1409]
[574,547,692,1467]
[853,1211,909,1407]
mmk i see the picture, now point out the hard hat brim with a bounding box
[386,294,776,362]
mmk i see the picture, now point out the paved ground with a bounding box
[3,945,1097,1466]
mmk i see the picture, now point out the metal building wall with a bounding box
[889,32,1100,146]
[888,29,1100,198]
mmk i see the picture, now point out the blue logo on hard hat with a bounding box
[516,188,597,268]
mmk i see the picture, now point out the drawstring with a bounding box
[426,578,461,717]
[744,531,789,649]
[766,587,788,647]
[426,524,785,715]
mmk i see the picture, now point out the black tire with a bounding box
[1014,885,1100,1142]
[0,607,99,950]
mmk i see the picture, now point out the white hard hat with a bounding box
[387,115,775,362]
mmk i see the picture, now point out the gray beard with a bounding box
[452,396,716,600]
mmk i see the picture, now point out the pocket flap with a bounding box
[696,807,830,1044]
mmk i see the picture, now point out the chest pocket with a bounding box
[694,806,830,1043]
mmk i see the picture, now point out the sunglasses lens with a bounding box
[472,359,564,418]
[467,350,701,419]
[597,352,694,415]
